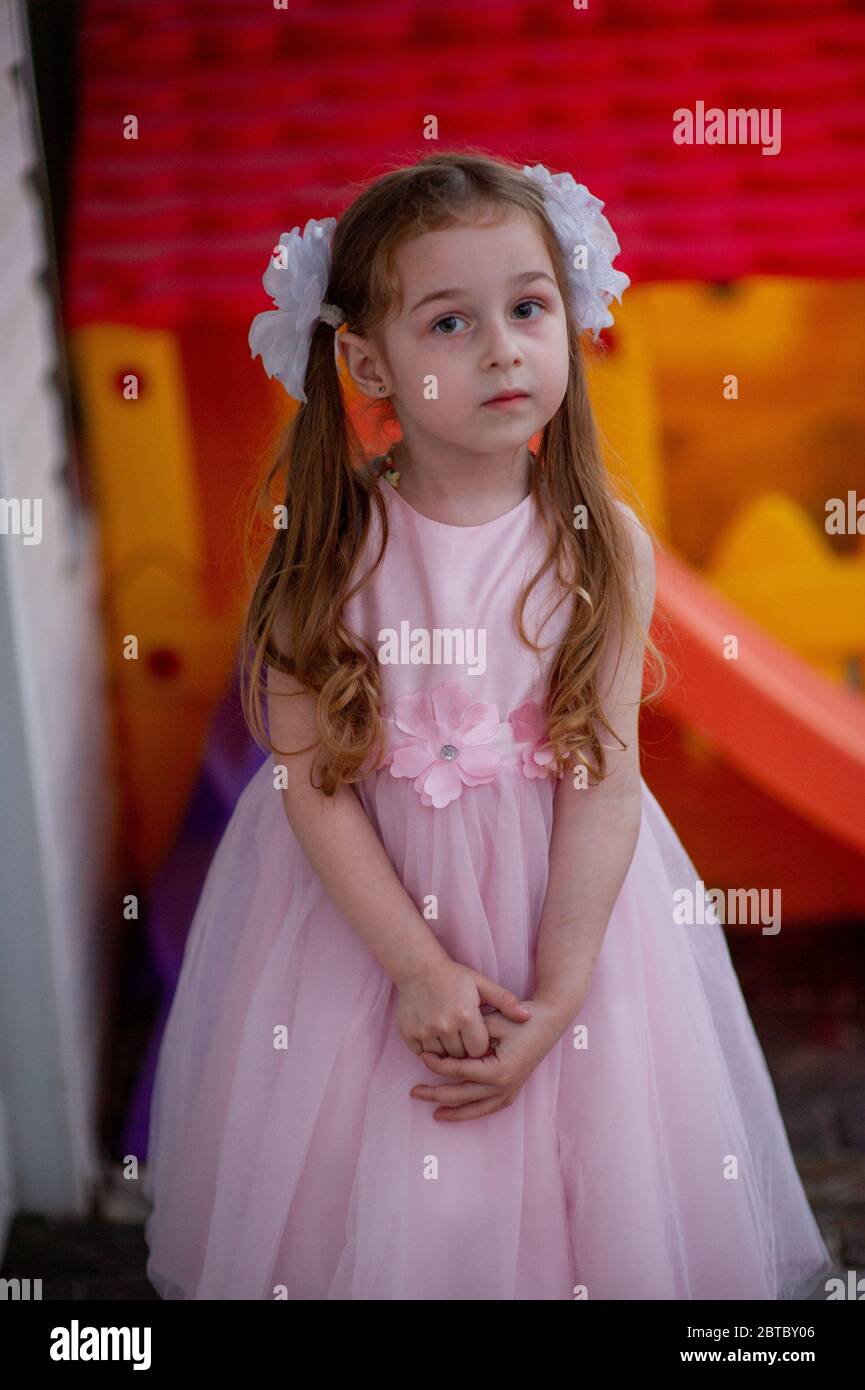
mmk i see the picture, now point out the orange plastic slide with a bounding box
[654,545,865,859]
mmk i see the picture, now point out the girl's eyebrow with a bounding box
[409,270,557,314]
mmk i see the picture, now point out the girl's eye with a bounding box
[513,298,545,321]
[431,314,468,335]
[430,300,546,334]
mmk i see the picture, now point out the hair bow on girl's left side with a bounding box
[522,164,630,339]
[248,217,339,404]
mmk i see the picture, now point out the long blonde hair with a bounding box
[240,149,667,794]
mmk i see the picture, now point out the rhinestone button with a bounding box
[439,743,458,760]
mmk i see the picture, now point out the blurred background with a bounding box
[0,0,863,1298]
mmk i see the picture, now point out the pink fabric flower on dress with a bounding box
[387,678,502,809]
[509,699,556,779]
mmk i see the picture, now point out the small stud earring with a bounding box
[378,385,386,394]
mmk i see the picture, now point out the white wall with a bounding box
[0,0,114,1254]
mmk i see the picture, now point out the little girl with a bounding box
[144,151,832,1300]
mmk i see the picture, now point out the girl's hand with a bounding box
[409,997,567,1121]
[395,959,532,1060]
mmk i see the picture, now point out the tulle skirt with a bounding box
[143,759,832,1299]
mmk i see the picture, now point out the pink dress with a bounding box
[144,467,832,1300]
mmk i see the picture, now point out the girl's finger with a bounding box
[418,1051,500,1083]
[434,1095,512,1122]
[411,1082,498,1106]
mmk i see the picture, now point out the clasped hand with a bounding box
[409,998,566,1123]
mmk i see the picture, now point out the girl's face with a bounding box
[341,208,570,459]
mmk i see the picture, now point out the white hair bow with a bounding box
[248,217,343,404]
[522,163,630,338]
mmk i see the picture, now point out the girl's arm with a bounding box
[532,507,657,1031]
[266,664,535,1056]
[267,664,451,987]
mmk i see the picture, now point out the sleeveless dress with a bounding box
[143,466,833,1301]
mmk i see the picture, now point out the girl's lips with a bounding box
[482,393,530,408]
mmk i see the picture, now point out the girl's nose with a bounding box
[481,324,524,370]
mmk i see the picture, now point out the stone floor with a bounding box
[728,921,865,1287]
[2,921,862,1299]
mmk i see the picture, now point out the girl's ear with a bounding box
[337,331,390,399]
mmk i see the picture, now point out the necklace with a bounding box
[373,443,401,489]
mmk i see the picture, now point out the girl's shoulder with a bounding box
[612,499,656,625]
[613,496,645,535]
[347,458,391,572]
